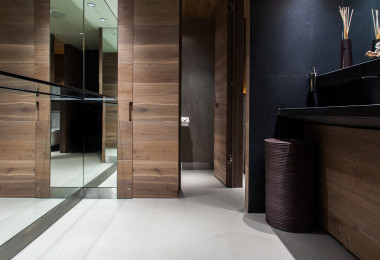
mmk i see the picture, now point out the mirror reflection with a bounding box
[342,0,380,65]
[50,0,118,194]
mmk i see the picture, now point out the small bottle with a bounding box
[310,67,317,93]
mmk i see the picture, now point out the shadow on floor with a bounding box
[243,213,356,260]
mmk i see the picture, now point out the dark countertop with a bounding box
[278,104,380,129]
[317,59,380,87]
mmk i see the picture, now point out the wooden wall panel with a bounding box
[182,0,218,19]
[34,0,50,198]
[0,0,39,197]
[132,0,179,198]
[117,0,134,198]
[304,124,380,260]
[214,0,229,186]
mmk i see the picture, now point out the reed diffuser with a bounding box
[339,6,354,68]
[372,9,380,40]
[372,9,380,52]
[339,6,354,39]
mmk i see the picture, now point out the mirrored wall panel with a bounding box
[342,0,380,65]
[50,0,118,195]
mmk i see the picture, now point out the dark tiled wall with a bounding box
[181,20,215,165]
[248,0,342,212]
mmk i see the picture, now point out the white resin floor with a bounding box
[0,198,64,246]
[13,170,356,260]
[50,151,115,187]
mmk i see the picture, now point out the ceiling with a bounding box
[182,0,218,20]
[50,0,118,52]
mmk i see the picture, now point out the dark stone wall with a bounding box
[248,0,342,212]
[181,19,215,167]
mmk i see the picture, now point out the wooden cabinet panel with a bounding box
[304,124,380,260]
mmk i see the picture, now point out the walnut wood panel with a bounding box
[117,160,133,198]
[182,0,218,19]
[244,0,250,211]
[132,161,178,198]
[303,124,380,260]
[133,121,178,141]
[0,121,36,197]
[133,63,179,84]
[214,0,229,186]
[34,0,50,198]
[134,45,178,64]
[117,0,134,198]
[132,0,179,198]
[134,0,179,26]
[0,0,49,198]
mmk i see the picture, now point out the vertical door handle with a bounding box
[129,102,133,121]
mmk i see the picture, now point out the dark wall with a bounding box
[181,19,215,168]
[85,50,99,93]
[249,0,342,212]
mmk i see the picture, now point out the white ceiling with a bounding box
[50,0,118,52]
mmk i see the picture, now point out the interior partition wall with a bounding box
[117,0,180,198]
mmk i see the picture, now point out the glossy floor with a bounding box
[0,198,64,246]
[14,170,356,260]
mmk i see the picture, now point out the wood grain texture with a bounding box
[214,0,229,186]
[118,0,134,198]
[117,160,133,198]
[182,0,218,19]
[0,121,36,197]
[303,124,380,260]
[0,0,51,197]
[132,0,179,198]
[34,0,50,198]
[132,161,178,198]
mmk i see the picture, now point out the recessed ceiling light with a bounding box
[87,3,96,7]
[112,33,118,36]
[99,18,107,22]
[79,32,84,36]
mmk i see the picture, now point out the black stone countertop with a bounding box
[278,104,380,129]
[317,59,380,87]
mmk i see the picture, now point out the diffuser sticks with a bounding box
[339,6,354,39]
[372,9,380,40]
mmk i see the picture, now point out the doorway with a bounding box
[180,0,246,193]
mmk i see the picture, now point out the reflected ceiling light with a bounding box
[50,10,65,19]
[99,18,107,22]
[87,3,96,7]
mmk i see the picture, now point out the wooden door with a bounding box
[214,0,244,187]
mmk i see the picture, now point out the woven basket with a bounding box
[264,138,317,233]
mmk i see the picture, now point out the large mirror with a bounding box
[50,0,118,196]
[342,0,380,65]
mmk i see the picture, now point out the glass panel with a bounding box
[84,0,118,188]
[50,0,85,196]
[341,0,380,65]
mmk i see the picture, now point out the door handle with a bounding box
[129,102,133,121]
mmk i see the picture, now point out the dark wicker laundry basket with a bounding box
[264,138,317,233]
